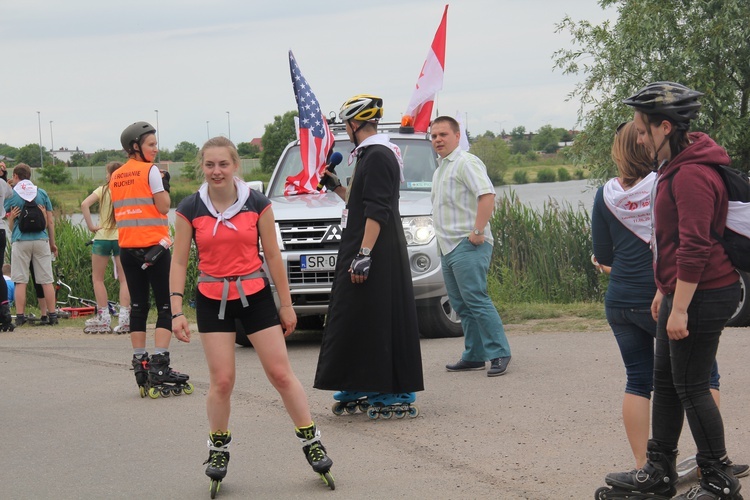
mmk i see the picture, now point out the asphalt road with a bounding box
[0,324,747,499]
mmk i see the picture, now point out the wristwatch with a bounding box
[359,247,371,256]
[472,228,483,236]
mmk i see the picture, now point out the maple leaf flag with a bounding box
[404,5,448,133]
[284,50,335,195]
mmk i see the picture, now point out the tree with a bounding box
[554,0,750,179]
[532,125,564,154]
[237,142,260,158]
[69,152,89,167]
[172,141,198,162]
[0,143,18,159]
[88,149,127,166]
[470,136,511,184]
[509,126,532,155]
[38,162,72,184]
[14,144,51,168]
[260,111,297,172]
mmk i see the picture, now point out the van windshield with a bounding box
[268,139,438,197]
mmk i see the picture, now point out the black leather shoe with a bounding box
[445,359,485,372]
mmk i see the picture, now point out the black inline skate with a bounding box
[204,430,231,499]
[131,353,150,398]
[0,302,14,332]
[146,351,194,399]
[296,422,334,490]
[674,457,743,499]
[595,440,677,499]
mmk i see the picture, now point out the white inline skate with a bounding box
[113,306,130,334]
[83,308,112,334]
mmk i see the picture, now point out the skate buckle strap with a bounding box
[298,428,321,447]
[207,440,231,452]
[198,270,267,319]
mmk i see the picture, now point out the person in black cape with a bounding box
[314,94,424,419]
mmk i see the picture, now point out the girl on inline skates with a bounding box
[112,122,191,398]
[81,161,131,334]
[169,137,334,497]
[599,82,744,500]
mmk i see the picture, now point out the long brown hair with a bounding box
[102,161,123,228]
[611,122,652,187]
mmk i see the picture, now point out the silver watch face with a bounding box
[473,229,482,235]
[360,247,371,256]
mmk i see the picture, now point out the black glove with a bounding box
[321,170,341,191]
[350,253,371,279]
[161,170,171,193]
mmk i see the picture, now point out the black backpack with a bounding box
[710,165,750,272]
[667,164,750,271]
[18,199,47,233]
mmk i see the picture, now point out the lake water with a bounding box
[496,178,597,213]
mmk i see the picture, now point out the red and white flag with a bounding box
[404,5,448,133]
[284,50,335,195]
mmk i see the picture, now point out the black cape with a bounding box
[314,143,424,393]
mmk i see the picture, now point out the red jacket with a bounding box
[653,132,738,294]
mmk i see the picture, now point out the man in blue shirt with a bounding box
[4,163,58,327]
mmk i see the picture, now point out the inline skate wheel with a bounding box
[331,402,345,416]
[183,383,194,395]
[357,402,370,413]
[408,406,419,418]
[344,404,357,415]
[210,478,220,498]
[594,486,609,499]
[394,409,406,419]
[380,409,393,420]
[160,387,172,398]
[139,386,147,398]
[171,387,182,396]
[366,407,379,420]
[320,471,335,490]
[148,387,160,399]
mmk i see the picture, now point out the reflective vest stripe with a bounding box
[113,197,155,208]
[116,218,169,228]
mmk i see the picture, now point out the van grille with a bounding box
[288,261,335,285]
[279,220,342,250]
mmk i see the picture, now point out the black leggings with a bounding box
[651,282,740,464]
[120,248,171,332]
[0,230,7,303]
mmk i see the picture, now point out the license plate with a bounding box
[300,254,337,272]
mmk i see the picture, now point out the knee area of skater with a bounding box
[266,366,298,393]
[155,306,171,331]
[208,373,235,398]
[129,302,148,332]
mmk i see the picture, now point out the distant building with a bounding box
[250,138,263,151]
[51,147,85,163]
[0,154,14,162]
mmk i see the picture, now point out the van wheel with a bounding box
[726,270,750,327]
[417,296,463,338]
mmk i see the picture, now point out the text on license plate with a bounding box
[300,254,337,272]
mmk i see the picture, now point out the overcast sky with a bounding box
[1,0,616,154]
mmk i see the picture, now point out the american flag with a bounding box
[284,50,335,195]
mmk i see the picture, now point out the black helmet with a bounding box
[120,121,156,153]
[622,82,703,130]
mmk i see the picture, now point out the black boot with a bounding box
[675,457,743,499]
[204,431,231,481]
[605,440,678,497]
[0,302,14,331]
[296,422,333,474]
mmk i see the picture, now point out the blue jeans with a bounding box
[606,306,720,399]
[441,239,511,362]
[652,282,740,463]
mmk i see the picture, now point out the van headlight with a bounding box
[402,216,435,246]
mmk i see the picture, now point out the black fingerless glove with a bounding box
[350,254,371,278]
[161,170,171,193]
[322,170,341,191]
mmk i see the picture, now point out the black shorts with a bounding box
[195,284,280,334]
